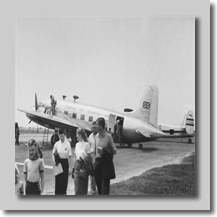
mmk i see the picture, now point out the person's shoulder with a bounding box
[105,132,112,138]
[65,140,70,146]
[88,133,93,138]
[24,158,29,163]
[84,141,90,146]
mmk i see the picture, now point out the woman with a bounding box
[52,129,72,195]
[73,128,91,195]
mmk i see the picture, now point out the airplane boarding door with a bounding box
[108,114,116,134]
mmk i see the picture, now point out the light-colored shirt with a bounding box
[23,158,44,182]
[88,133,97,154]
[52,140,72,159]
[95,131,117,158]
[74,141,91,160]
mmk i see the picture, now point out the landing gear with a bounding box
[188,138,192,143]
[51,134,59,146]
[119,143,124,148]
[128,143,132,148]
[139,143,143,149]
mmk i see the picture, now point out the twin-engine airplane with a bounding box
[158,110,195,143]
[18,84,165,148]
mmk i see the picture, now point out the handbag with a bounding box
[53,163,63,176]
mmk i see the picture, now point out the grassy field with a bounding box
[110,152,195,195]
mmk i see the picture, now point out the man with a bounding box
[50,95,56,115]
[88,121,98,195]
[15,122,20,145]
[94,117,117,195]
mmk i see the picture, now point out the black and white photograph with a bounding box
[15,16,195,196]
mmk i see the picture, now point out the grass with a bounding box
[110,152,195,195]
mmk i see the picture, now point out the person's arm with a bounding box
[109,135,117,155]
[52,144,57,165]
[23,173,27,195]
[40,171,44,194]
[23,160,27,195]
[39,159,45,194]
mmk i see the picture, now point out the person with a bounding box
[88,121,98,195]
[72,128,92,195]
[50,95,56,115]
[94,117,117,195]
[15,163,24,195]
[23,139,45,195]
[15,122,20,145]
[52,129,72,195]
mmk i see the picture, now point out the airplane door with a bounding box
[108,114,116,133]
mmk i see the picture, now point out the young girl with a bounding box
[23,139,45,195]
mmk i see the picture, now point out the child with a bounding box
[15,163,24,195]
[23,139,45,195]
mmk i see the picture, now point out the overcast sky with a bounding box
[15,16,195,128]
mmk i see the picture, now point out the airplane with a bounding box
[18,84,165,149]
[158,110,195,143]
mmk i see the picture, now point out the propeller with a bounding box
[35,93,38,111]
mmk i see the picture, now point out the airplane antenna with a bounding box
[73,95,79,102]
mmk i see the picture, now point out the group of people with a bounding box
[15,117,117,195]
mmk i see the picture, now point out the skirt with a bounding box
[74,159,88,195]
[55,158,69,195]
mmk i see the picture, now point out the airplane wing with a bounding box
[135,128,151,137]
[18,109,92,131]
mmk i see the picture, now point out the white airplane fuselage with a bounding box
[26,98,164,144]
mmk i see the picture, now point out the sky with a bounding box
[15,16,195,128]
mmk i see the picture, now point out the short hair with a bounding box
[27,139,38,148]
[59,129,65,135]
[96,117,105,128]
[92,121,96,125]
[77,128,88,142]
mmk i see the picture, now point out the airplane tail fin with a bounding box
[133,84,159,127]
[184,110,194,134]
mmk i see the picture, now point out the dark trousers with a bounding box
[94,158,110,195]
[55,159,69,195]
[26,180,41,195]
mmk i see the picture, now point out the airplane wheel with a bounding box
[188,138,192,143]
[139,144,143,149]
[51,134,59,146]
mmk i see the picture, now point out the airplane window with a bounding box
[80,114,85,120]
[89,116,93,122]
[72,113,77,118]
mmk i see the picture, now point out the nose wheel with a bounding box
[139,143,143,149]
[188,138,192,143]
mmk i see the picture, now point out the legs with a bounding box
[94,158,110,195]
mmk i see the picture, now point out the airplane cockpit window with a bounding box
[38,102,44,107]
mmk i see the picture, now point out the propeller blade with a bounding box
[35,93,38,111]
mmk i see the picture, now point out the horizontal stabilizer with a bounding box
[136,128,151,137]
